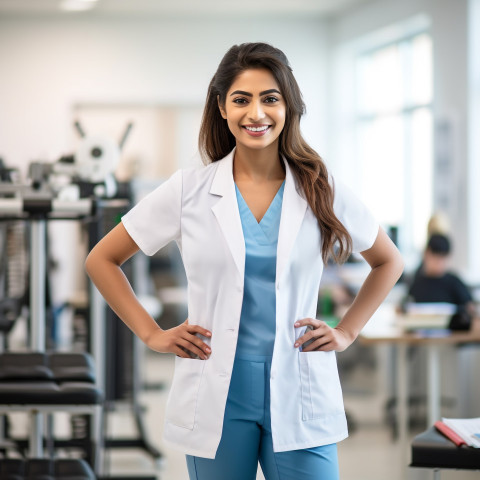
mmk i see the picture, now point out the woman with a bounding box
[85,42,404,480]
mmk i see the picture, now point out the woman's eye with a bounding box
[264,96,279,103]
[233,98,248,104]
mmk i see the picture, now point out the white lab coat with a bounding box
[121,148,378,459]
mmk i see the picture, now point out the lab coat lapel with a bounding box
[210,150,245,280]
[276,158,308,284]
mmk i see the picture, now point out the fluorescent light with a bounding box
[60,0,99,12]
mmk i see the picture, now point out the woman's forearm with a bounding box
[335,228,404,343]
[85,253,161,344]
[336,258,403,342]
[85,222,213,359]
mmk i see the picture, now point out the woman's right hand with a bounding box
[145,319,212,360]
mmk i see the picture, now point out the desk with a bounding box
[411,426,480,479]
[359,308,480,463]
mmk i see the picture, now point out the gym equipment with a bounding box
[0,151,98,470]
[0,183,98,472]
[0,458,96,480]
[0,121,161,478]
[0,352,103,473]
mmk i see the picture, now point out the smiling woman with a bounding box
[218,69,286,154]
[199,43,355,264]
[85,42,403,480]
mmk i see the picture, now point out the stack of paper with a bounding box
[400,302,457,331]
[405,302,457,315]
[399,314,450,331]
[442,417,480,448]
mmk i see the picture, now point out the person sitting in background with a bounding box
[408,233,473,309]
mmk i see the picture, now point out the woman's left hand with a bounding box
[294,318,354,352]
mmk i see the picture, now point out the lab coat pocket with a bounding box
[298,351,344,421]
[165,356,206,429]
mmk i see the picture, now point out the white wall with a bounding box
[0,14,329,174]
[0,14,329,305]
[327,0,475,277]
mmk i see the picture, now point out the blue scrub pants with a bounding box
[186,354,339,480]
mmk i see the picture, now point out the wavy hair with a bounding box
[198,42,352,263]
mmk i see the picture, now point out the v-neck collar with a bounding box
[209,147,308,282]
[235,181,285,224]
[235,181,285,245]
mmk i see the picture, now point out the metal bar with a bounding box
[74,120,86,138]
[118,122,133,151]
[90,282,106,395]
[427,345,441,425]
[0,198,93,217]
[397,343,409,471]
[29,412,43,457]
[93,404,105,477]
[0,405,98,414]
[52,198,92,215]
[30,219,46,352]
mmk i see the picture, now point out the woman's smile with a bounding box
[242,124,272,136]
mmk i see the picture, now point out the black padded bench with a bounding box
[0,352,100,404]
[0,458,95,479]
[411,426,480,479]
[0,352,103,475]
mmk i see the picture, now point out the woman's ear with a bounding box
[217,95,227,119]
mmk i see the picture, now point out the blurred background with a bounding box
[0,1,479,479]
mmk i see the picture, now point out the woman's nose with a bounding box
[247,100,265,122]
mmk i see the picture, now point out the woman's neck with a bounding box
[233,143,285,183]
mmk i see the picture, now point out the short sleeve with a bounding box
[121,170,182,256]
[332,177,379,253]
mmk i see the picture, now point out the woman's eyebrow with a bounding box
[230,88,281,97]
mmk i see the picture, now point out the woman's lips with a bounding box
[242,125,271,137]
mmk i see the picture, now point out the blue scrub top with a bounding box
[234,181,285,358]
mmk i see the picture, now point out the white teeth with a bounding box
[245,125,269,132]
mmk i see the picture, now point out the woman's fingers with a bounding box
[154,321,212,359]
[173,321,212,359]
[177,337,209,359]
[183,319,212,339]
[178,324,211,359]
[294,318,322,329]
[300,327,351,352]
[186,326,212,357]
[294,319,349,352]
[187,325,212,349]
[174,346,192,358]
[188,324,212,339]
[294,321,328,349]
[302,337,333,352]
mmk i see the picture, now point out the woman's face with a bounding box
[218,68,286,153]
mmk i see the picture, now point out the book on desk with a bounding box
[400,302,472,333]
[435,418,480,448]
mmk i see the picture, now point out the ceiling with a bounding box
[0,0,378,18]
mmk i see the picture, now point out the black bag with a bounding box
[448,306,472,331]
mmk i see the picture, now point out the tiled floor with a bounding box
[101,351,478,480]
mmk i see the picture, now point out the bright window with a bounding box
[355,33,433,256]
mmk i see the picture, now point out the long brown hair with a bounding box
[198,42,352,263]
